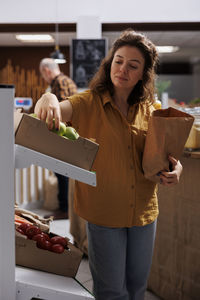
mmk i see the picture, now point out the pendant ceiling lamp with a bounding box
[50,2,66,64]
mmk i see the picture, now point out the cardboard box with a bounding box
[14,111,99,170]
[15,234,83,278]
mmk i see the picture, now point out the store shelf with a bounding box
[15,144,97,186]
[14,145,96,299]
[0,86,96,300]
[16,266,94,300]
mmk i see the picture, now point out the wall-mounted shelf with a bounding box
[15,144,97,187]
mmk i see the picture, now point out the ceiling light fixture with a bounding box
[50,45,66,64]
[50,0,66,64]
[156,46,180,54]
[16,34,54,43]
[50,23,66,64]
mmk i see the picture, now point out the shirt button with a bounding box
[131,185,134,189]
[128,145,131,149]
[130,204,134,207]
[130,165,134,169]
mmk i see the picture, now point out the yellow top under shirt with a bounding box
[68,89,158,227]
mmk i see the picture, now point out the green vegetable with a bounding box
[63,126,79,140]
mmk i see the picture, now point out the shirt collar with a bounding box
[101,91,113,106]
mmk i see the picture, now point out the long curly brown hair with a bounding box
[89,29,159,105]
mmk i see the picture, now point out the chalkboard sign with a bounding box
[72,39,107,88]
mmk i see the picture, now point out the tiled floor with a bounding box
[33,208,161,299]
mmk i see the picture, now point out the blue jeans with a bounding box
[87,220,157,300]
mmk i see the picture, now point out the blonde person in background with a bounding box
[40,58,77,101]
[39,58,77,220]
[36,30,182,300]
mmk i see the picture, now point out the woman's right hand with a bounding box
[34,92,61,130]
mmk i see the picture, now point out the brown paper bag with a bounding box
[142,107,194,182]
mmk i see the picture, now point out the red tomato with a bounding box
[50,236,68,248]
[36,240,44,249]
[43,240,52,251]
[32,233,46,243]
[36,239,52,251]
[26,225,41,239]
[18,223,32,234]
[40,232,51,241]
[51,244,64,254]
[38,239,52,250]
[16,228,26,235]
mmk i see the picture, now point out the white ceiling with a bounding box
[1,30,200,63]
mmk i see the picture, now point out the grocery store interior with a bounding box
[1,0,200,299]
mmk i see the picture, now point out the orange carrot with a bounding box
[15,214,32,225]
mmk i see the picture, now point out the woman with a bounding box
[35,30,182,300]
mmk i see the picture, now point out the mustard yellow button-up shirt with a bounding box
[69,89,158,227]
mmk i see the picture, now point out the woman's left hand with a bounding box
[159,156,183,186]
